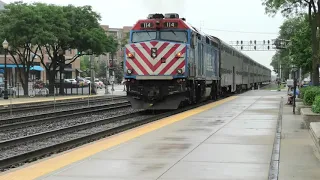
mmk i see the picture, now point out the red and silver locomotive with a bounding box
[123,13,271,110]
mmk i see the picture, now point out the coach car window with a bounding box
[132,31,157,43]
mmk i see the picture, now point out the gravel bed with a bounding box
[0,99,127,120]
[0,106,139,141]
[0,114,153,159]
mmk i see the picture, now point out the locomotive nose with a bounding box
[147,87,160,100]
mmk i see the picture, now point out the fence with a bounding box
[11,82,96,98]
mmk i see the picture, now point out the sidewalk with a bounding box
[279,101,320,179]
[0,85,126,106]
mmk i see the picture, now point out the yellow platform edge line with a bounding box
[0,95,99,106]
[0,96,237,180]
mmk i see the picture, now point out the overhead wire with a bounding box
[201,28,279,35]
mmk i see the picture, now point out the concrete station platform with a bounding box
[0,90,285,180]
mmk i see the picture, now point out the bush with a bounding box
[303,87,320,105]
[312,95,320,113]
[300,86,314,99]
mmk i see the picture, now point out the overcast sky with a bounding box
[4,0,285,74]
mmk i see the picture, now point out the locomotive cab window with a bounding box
[131,30,187,43]
[132,31,157,43]
[160,30,188,43]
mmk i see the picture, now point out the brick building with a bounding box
[0,47,81,86]
[99,25,132,66]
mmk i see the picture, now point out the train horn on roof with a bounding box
[164,13,179,19]
[147,13,164,19]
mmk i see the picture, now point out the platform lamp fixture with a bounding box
[2,39,9,100]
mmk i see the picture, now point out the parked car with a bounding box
[76,78,89,87]
[64,79,78,87]
[0,83,17,97]
[94,79,105,89]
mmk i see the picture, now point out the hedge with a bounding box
[303,87,320,106]
[300,86,314,99]
[312,95,320,113]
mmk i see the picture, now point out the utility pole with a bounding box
[110,52,115,92]
[90,54,96,94]
[111,70,115,91]
[105,55,109,94]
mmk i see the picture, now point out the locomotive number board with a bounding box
[140,22,154,28]
[163,22,178,28]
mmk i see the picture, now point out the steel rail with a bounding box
[0,96,126,114]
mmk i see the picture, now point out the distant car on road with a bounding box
[0,83,16,97]
[94,79,105,89]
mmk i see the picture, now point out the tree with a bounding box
[35,3,117,94]
[80,56,90,77]
[114,64,124,83]
[262,0,320,85]
[96,60,107,78]
[270,15,312,79]
[0,2,45,95]
[289,15,313,74]
[121,32,130,48]
[0,2,118,95]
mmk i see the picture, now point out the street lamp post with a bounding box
[292,66,298,114]
[105,65,109,94]
[90,54,96,95]
[58,48,64,95]
[2,39,9,100]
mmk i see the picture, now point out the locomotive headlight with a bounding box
[175,51,184,58]
[127,69,133,74]
[127,52,135,58]
[177,69,183,74]
[152,52,157,58]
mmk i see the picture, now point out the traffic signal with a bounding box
[77,49,82,55]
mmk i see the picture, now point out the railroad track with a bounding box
[0,96,126,114]
[0,84,271,170]
[0,101,131,131]
[0,98,214,170]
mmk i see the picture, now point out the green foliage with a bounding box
[303,87,320,106]
[261,0,319,85]
[96,60,107,78]
[312,95,320,113]
[0,2,119,94]
[300,86,314,99]
[269,15,312,77]
[80,56,90,76]
[288,15,312,73]
[262,0,308,17]
[121,32,130,48]
[0,1,44,93]
[114,65,124,83]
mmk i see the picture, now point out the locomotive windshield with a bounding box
[131,30,188,43]
[131,31,157,43]
[160,31,188,43]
